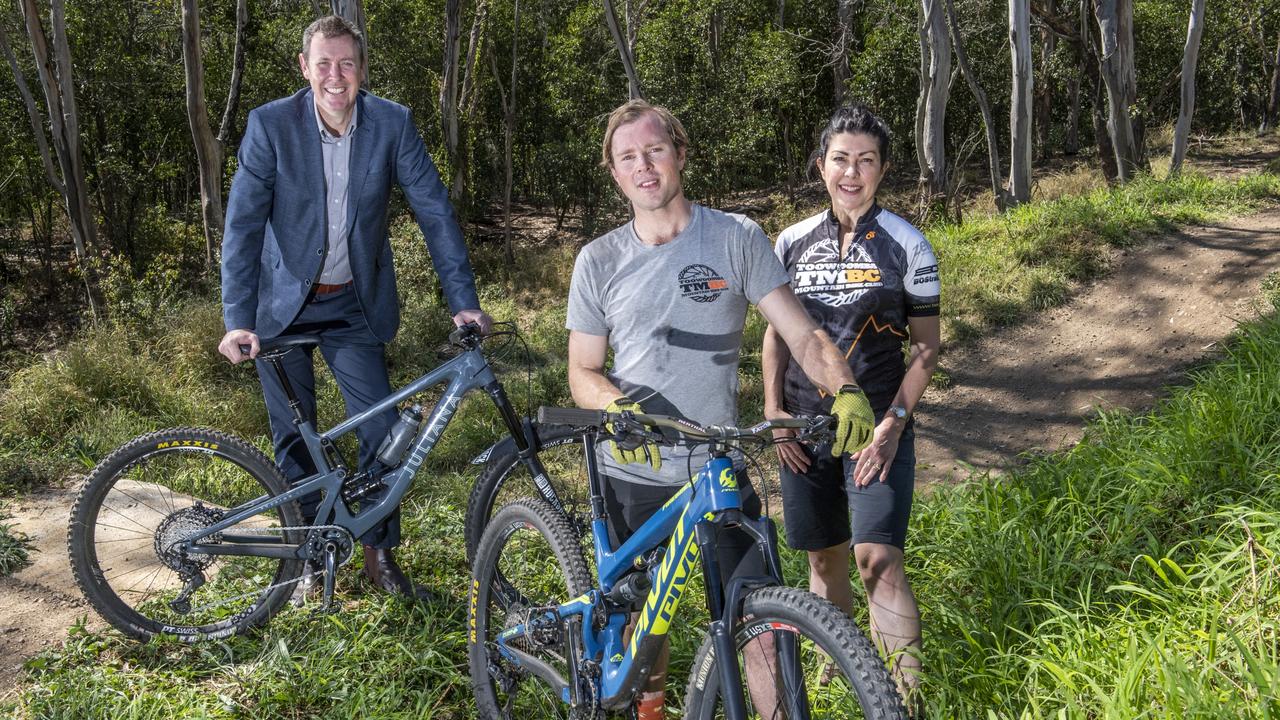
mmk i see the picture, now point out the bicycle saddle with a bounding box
[254,334,322,360]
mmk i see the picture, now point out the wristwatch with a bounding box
[887,404,909,421]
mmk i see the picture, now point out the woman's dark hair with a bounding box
[810,104,892,172]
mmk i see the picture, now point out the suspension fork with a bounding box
[701,514,813,720]
[484,381,564,513]
[696,518,750,719]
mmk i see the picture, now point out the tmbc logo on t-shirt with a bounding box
[678,264,727,303]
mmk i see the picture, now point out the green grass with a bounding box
[1,170,1279,717]
[5,272,1280,719]
[0,518,31,576]
[905,305,1280,718]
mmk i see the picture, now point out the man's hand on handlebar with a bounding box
[452,308,493,335]
[605,396,662,471]
[218,329,259,364]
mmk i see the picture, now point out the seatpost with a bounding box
[266,356,309,424]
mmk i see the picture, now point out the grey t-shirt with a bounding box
[566,204,790,485]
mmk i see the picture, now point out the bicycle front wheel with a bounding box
[68,427,305,641]
[469,497,593,719]
[464,422,590,564]
[683,586,908,720]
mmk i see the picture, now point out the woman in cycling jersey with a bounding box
[762,103,940,702]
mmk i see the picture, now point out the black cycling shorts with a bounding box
[778,425,915,551]
[601,470,767,589]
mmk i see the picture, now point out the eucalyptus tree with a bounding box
[1008,0,1032,204]
[1168,0,1205,176]
[1094,0,1143,181]
[915,0,950,201]
[602,0,643,99]
[15,0,95,266]
[180,0,248,268]
[945,0,1010,209]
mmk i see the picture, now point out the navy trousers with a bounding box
[255,285,401,548]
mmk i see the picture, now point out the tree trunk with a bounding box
[603,0,642,99]
[1034,0,1055,160]
[487,0,520,263]
[441,0,462,172]
[1093,0,1141,181]
[1009,0,1033,204]
[915,0,951,200]
[450,0,489,208]
[1265,31,1280,131]
[0,21,62,195]
[833,0,857,103]
[18,0,99,317]
[330,0,368,77]
[218,0,248,147]
[945,0,1009,209]
[181,0,225,270]
[1169,0,1205,176]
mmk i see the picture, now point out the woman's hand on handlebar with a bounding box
[452,308,493,335]
[218,329,259,364]
[768,410,813,475]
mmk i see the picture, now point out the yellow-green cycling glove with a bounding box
[830,385,875,457]
[605,396,662,471]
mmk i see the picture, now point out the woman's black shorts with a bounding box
[778,425,915,551]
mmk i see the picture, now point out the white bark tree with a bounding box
[603,0,642,98]
[441,0,490,206]
[1093,0,1142,181]
[1169,0,1205,176]
[914,0,951,200]
[13,0,99,316]
[181,0,248,269]
[945,0,1011,210]
[1009,0,1033,204]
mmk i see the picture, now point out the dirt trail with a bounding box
[0,482,98,692]
[2,202,1279,698]
[913,207,1280,481]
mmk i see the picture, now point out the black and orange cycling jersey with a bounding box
[774,203,940,416]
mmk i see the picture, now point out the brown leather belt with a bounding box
[313,281,352,295]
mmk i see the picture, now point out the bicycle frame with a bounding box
[494,433,788,714]
[180,343,541,560]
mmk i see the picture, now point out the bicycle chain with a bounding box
[182,524,352,616]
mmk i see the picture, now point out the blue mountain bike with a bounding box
[468,406,907,719]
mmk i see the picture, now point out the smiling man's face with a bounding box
[299,32,363,135]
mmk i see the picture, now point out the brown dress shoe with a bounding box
[361,546,436,602]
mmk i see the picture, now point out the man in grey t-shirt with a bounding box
[565,99,876,720]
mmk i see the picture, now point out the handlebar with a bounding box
[536,406,833,447]
[242,323,489,360]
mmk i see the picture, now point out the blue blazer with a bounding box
[221,88,480,342]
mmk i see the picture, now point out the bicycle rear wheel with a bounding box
[68,427,304,641]
[469,497,593,719]
[683,586,908,720]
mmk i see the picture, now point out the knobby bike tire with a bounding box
[68,427,305,641]
[464,422,589,564]
[683,585,909,720]
[469,497,593,719]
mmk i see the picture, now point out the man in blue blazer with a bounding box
[217,15,490,601]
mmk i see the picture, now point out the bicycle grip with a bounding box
[537,406,606,428]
